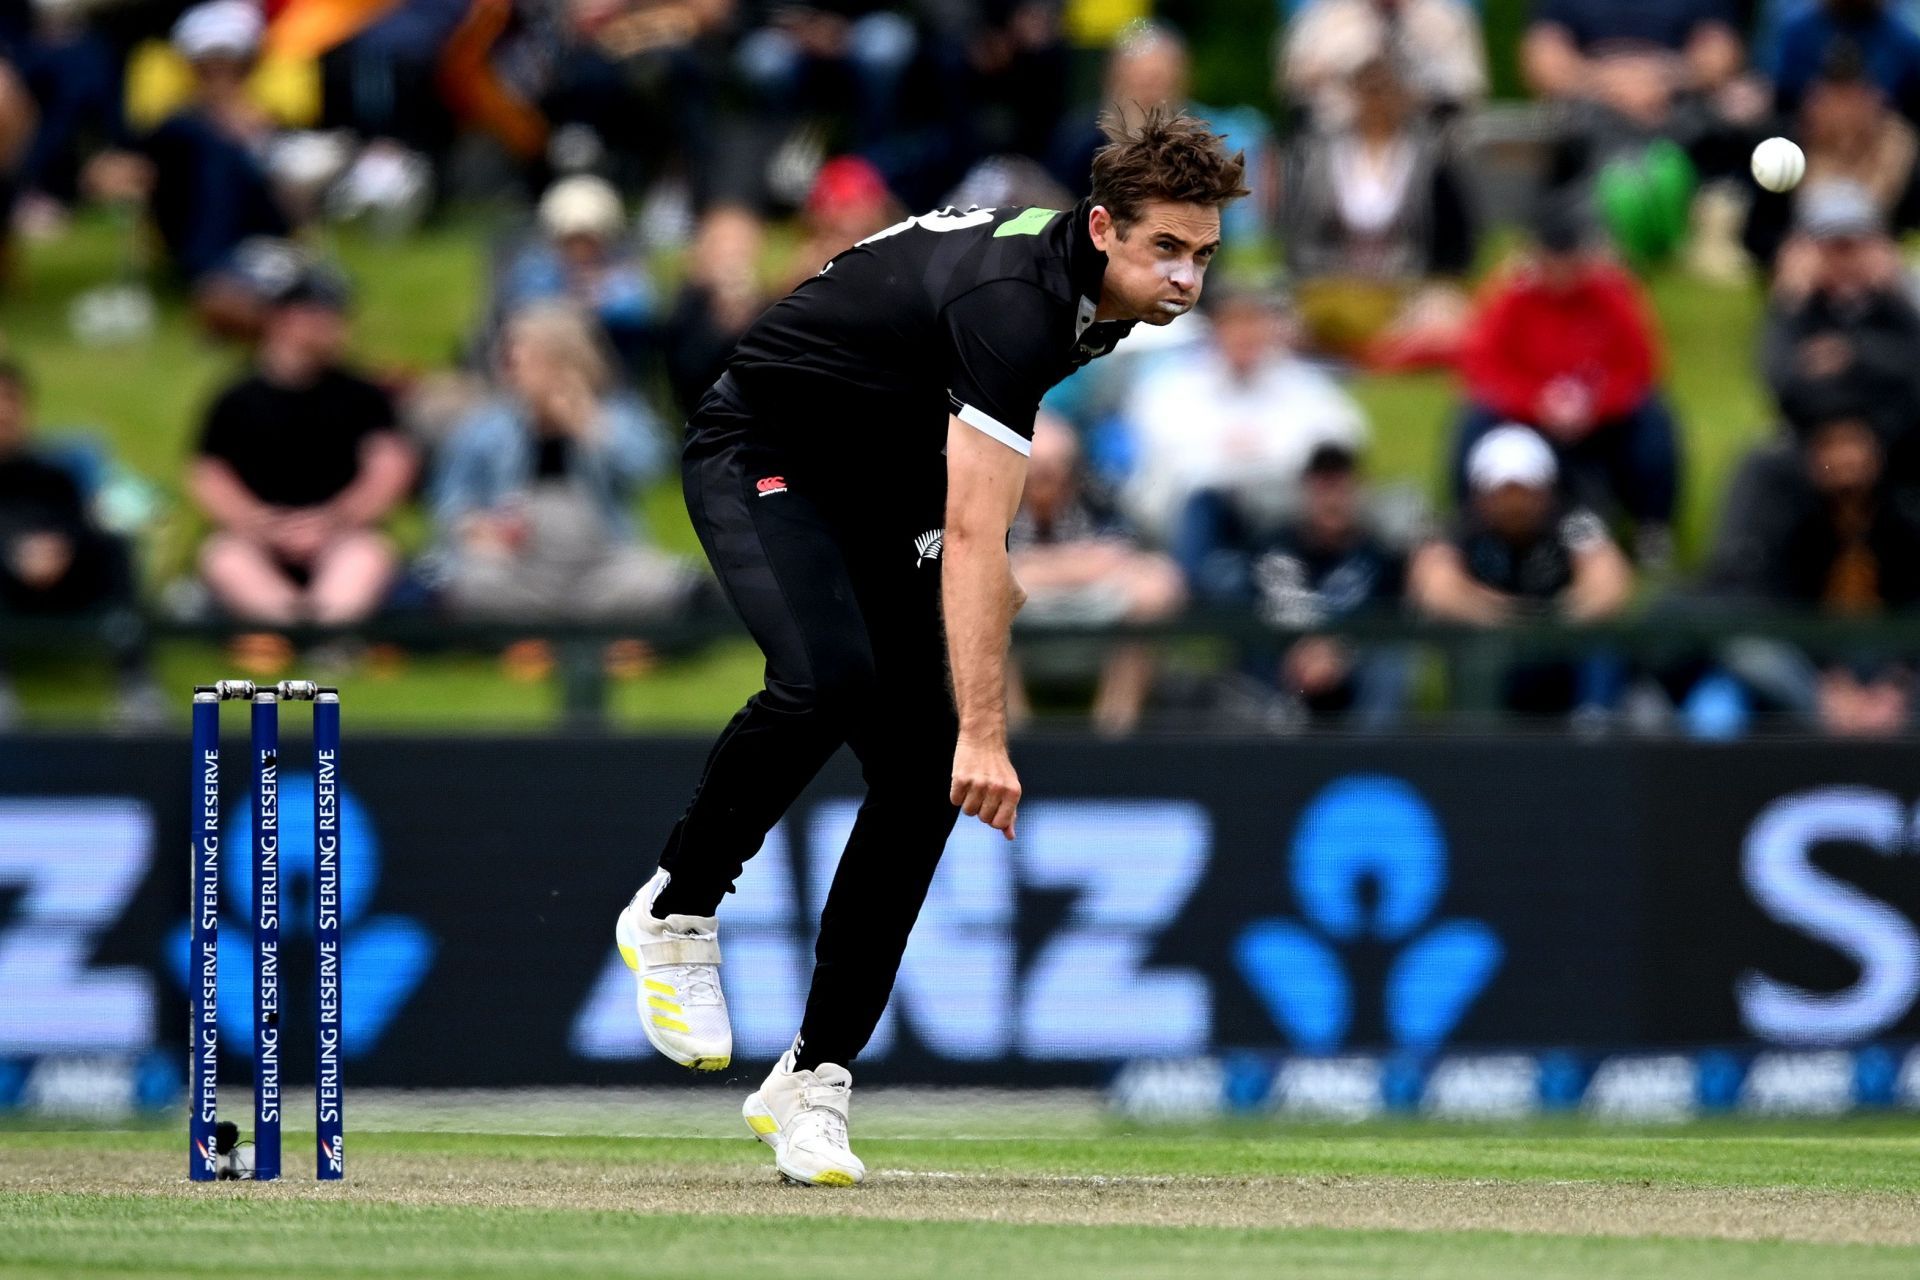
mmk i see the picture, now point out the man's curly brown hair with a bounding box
[1089,106,1250,230]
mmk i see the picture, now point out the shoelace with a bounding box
[799,1103,849,1147]
[661,923,724,1004]
[798,1082,851,1146]
[677,967,723,1005]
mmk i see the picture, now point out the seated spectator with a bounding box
[310,0,468,164]
[1008,415,1184,736]
[1522,0,1764,263]
[663,203,772,415]
[1049,22,1274,246]
[734,0,921,161]
[1412,425,1635,718]
[489,175,656,372]
[0,55,30,266]
[9,0,120,236]
[1284,55,1476,368]
[1280,0,1489,127]
[1702,407,1920,734]
[1454,202,1680,556]
[0,360,160,727]
[958,0,1069,162]
[1050,20,1191,192]
[533,0,734,198]
[1762,180,1920,482]
[781,155,899,289]
[1744,43,1920,271]
[190,265,416,635]
[1126,284,1367,566]
[1770,0,1920,124]
[1243,443,1412,728]
[1522,0,1746,129]
[84,1,293,294]
[431,304,696,624]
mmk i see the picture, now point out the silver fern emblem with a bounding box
[914,528,943,567]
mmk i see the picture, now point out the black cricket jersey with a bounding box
[723,201,1135,461]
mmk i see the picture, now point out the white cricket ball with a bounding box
[1752,137,1807,194]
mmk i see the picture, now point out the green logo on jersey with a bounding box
[993,208,1062,238]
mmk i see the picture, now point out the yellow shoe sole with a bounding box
[780,1168,859,1188]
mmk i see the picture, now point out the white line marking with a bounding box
[875,1170,1225,1186]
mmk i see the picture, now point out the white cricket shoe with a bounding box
[614,869,731,1070]
[742,1048,865,1187]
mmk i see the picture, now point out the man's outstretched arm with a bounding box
[944,413,1029,839]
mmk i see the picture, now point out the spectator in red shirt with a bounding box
[1452,201,1681,561]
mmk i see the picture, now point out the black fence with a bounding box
[3,733,1918,1098]
[12,608,1920,725]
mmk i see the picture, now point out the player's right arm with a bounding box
[944,414,1027,840]
[941,279,1064,840]
[944,280,1082,836]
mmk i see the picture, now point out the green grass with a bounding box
[1,211,1778,729]
[15,1116,1920,1191]
[7,1199,1915,1280]
[5,1118,1920,1278]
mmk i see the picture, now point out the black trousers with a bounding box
[655,379,960,1068]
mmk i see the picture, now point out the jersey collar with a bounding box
[1065,198,1136,354]
[1065,198,1108,326]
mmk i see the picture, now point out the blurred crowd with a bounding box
[7,0,1920,735]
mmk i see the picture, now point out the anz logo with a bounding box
[573,775,1501,1064]
[577,800,1213,1063]
[1237,776,1503,1053]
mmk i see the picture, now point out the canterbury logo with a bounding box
[914,529,943,567]
[756,476,788,497]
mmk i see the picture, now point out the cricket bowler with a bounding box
[615,107,1248,1184]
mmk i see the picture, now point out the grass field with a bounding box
[4,1091,1919,1278]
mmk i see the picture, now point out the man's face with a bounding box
[1023,422,1078,517]
[1806,78,1882,141]
[557,231,609,269]
[502,332,570,398]
[1353,64,1409,135]
[266,303,347,369]
[1534,247,1588,292]
[1107,43,1188,110]
[1477,482,1552,541]
[1815,232,1883,294]
[1302,469,1359,543]
[1092,200,1221,325]
[191,53,251,99]
[1212,298,1279,375]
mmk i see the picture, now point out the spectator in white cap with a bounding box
[82,0,289,293]
[1411,423,1635,717]
[488,174,655,372]
[172,0,264,61]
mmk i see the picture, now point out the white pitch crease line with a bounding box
[332,1128,1085,1141]
[874,1170,1230,1186]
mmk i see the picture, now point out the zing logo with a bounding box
[756,476,788,497]
[914,529,943,567]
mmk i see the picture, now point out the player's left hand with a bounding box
[951,736,1021,840]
